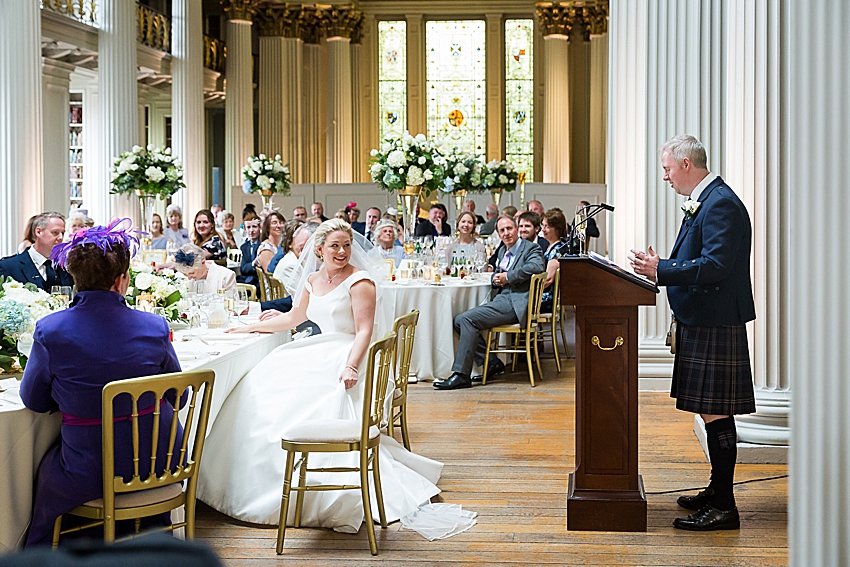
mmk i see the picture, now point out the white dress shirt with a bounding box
[28,247,49,280]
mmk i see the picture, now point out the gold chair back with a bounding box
[388,311,419,449]
[236,283,257,301]
[227,248,242,264]
[363,332,397,439]
[256,267,271,302]
[268,276,288,300]
[526,272,548,327]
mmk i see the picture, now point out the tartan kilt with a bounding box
[671,322,756,415]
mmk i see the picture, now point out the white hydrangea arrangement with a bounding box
[482,159,519,192]
[110,145,185,198]
[125,263,188,322]
[242,154,292,196]
[0,277,62,371]
[369,131,446,196]
[440,148,485,194]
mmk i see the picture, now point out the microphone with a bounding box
[568,203,613,254]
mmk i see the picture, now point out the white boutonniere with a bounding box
[681,198,701,219]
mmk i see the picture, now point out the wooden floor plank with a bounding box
[196,353,787,566]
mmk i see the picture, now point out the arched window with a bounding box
[505,19,534,180]
[378,21,407,141]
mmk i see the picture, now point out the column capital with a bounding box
[536,0,608,41]
[256,3,302,38]
[220,0,261,23]
[323,5,362,40]
[298,5,324,44]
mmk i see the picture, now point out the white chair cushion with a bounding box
[83,483,183,509]
[282,419,381,443]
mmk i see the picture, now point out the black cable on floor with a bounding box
[645,474,788,495]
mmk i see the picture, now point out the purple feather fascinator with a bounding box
[50,217,140,269]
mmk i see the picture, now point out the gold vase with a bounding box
[491,187,503,208]
[397,185,422,242]
[259,189,274,211]
[453,189,468,220]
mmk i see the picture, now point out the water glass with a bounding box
[234,289,249,315]
[51,285,72,308]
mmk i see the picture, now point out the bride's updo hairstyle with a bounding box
[312,218,354,261]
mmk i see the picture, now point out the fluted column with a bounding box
[405,14,426,138]
[350,18,363,181]
[725,0,789,449]
[223,0,258,211]
[325,6,360,183]
[42,59,75,215]
[97,0,138,226]
[788,1,850,564]
[172,0,206,217]
[0,0,43,255]
[587,7,608,185]
[299,7,322,183]
[485,13,503,163]
[537,3,570,183]
[608,0,726,379]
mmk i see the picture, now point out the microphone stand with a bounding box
[568,203,613,255]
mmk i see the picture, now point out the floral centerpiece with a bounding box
[482,159,519,207]
[125,264,188,323]
[440,149,485,217]
[0,277,62,371]
[110,144,185,240]
[242,154,292,211]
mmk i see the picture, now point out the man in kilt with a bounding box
[629,134,756,531]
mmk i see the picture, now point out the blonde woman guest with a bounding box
[172,243,236,293]
[150,213,169,249]
[164,204,190,246]
[217,211,243,249]
[334,208,348,221]
[444,211,486,263]
[254,211,285,272]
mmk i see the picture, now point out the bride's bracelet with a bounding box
[345,364,358,374]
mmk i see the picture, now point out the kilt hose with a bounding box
[671,321,756,415]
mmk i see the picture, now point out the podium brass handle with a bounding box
[591,335,624,351]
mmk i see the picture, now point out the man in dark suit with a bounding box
[0,212,73,291]
[630,134,756,532]
[517,211,549,251]
[435,216,546,390]
[311,202,329,222]
[352,207,381,241]
[237,214,262,287]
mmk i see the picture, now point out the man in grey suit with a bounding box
[435,216,546,390]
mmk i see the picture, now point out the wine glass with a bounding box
[234,288,249,319]
[51,285,72,308]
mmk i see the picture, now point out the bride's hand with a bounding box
[340,366,358,390]
[226,325,253,334]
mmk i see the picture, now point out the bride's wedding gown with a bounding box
[197,271,443,532]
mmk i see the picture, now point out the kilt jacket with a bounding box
[656,176,756,328]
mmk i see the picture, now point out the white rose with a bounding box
[498,174,508,184]
[370,163,383,176]
[418,156,427,165]
[406,165,424,186]
[370,149,378,157]
[273,162,285,173]
[135,272,154,291]
[256,175,272,189]
[132,145,142,153]
[387,149,407,168]
[146,144,154,151]
[145,166,165,182]
[415,133,426,143]
[381,142,392,153]
[252,161,263,172]
[423,169,433,180]
[259,153,267,160]
[164,147,172,155]
[265,164,273,170]
[275,154,281,161]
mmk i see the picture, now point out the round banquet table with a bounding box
[376,276,492,381]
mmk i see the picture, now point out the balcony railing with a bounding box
[137,4,170,52]
[204,35,226,73]
[41,0,97,26]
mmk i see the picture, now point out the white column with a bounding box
[258,34,302,181]
[224,18,255,211]
[301,41,321,183]
[172,0,206,218]
[0,0,43,255]
[326,37,353,183]
[608,0,726,381]
[725,0,788,449]
[588,33,608,185]
[350,37,362,182]
[42,59,75,215]
[788,1,850,565]
[97,0,139,226]
[542,35,570,183]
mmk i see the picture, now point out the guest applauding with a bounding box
[164,204,190,247]
[149,213,168,249]
[415,203,451,237]
[192,209,226,261]
[172,243,236,294]
[238,213,262,287]
[254,211,285,272]
[444,212,486,264]
[540,208,571,312]
[0,212,74,291]
[217,211,243,249]
[367,219,404,267]
[20,218,182,546]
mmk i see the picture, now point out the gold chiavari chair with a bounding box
[537,266,569,372]
[482,272,547,387]
[236,283,256,301]
[226,248,242,264]
[256,267,272,302]
[268,275,288,300]
[387,310,419,450]
[52,370,215,546]
[276,333,397,556]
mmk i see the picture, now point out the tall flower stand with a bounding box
[259,189,274,211]
[398,185,422,244]
[491,187,503,208]
[453,189,468,222]
[136,190,157,246]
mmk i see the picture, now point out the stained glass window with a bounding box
[378,21,407,141]
[426,20,486,157]
[505,19,534,180]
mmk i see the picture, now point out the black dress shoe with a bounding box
[434,373,472,390]
[677,487,713,510]
[471,359,506,383]
[673,506,740,531]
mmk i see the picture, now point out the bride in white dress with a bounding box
[197,220,443,533]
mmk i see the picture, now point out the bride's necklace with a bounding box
[327,267,345,284]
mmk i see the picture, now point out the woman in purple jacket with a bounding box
[21,219,182,547]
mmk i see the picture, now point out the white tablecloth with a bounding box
[0,328,285,552]
[377,278,492,380]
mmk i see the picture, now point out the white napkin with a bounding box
[0,377,20,392]
[401,503,477,541]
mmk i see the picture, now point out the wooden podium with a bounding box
[559,256,658,532]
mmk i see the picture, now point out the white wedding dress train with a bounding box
[197,271,444,532]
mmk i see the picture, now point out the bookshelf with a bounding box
[69,93,83,207]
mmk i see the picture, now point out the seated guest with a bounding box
[254,211,285,272]
[273,221,318,295]
[217,211,243,250]
[414,203,451,237]
[191,209,226,261]
[0,211,74,291]
[444,212,486,264]
[164,204,191,247]
[517,211,549,251]
[334,208,348,221]
[64,214,86,240]
[435,216,545,390]
[463,199,486,225]
[267,219,304,274]
[17,215,37,253]
[238,213,262,287]
[502,205,518,219]
[360,206,382,241]
[311,202,329,222]
[540,208,571,312]
[172,243,236,293]
[21,218,182,547]
[345,202,361,225]
[292,206,307,221]
[367,219,404,267]
[478,204,500,236]
[528,200,545,218]
[149,213,168,249]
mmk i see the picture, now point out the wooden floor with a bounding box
[196,353,788,566]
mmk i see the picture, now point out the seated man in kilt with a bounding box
[629,134,756,531]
